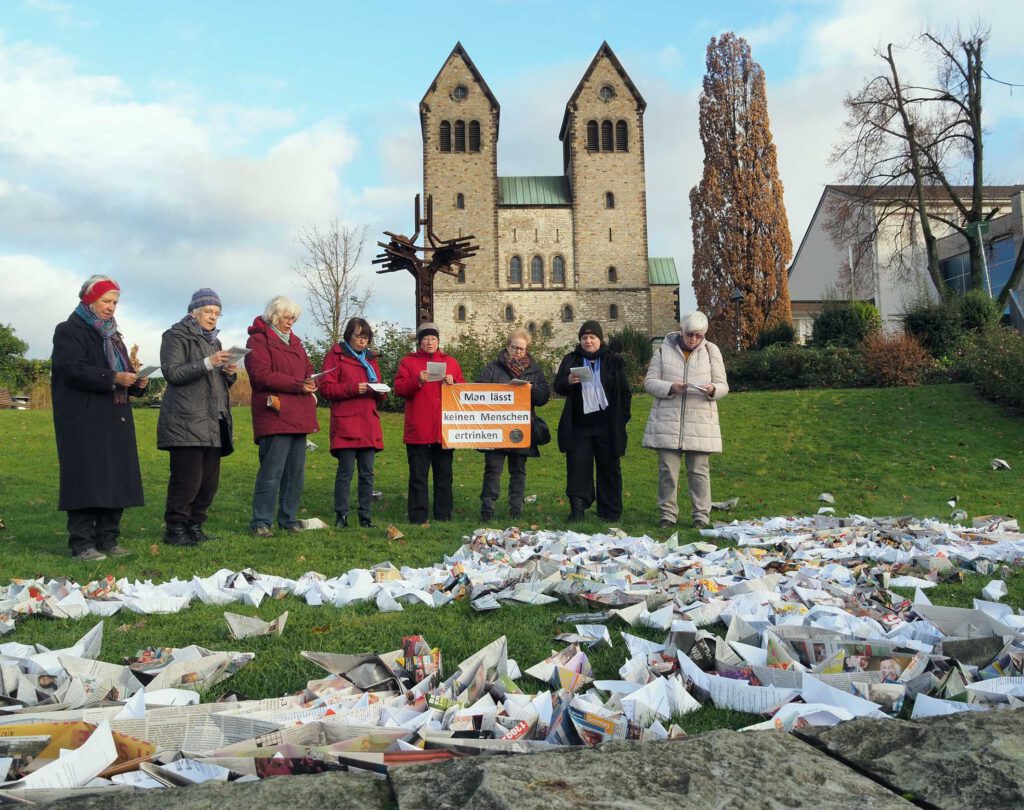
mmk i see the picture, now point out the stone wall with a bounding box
[650,285,680,337]
[422,44,668,343]
[567,56,650,304]
[421,48,499,337]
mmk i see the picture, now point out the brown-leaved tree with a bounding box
[690,33,792,350]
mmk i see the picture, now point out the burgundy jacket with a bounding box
[244,316,319,442]
[393,349,464,445]
[319,343,385,452]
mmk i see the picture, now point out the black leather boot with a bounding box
[163,524,198,547]
[187,523,216,543]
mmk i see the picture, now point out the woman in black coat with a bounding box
[553,320,631,522]
[157,288,237,547]
[475,328,550,521]
[51,275,149,561]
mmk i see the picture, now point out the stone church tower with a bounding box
[421,42,679,344]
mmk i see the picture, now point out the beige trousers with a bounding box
[656,449,711,523]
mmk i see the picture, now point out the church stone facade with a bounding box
[420,42,679,344]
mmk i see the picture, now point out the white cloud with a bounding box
[0,35,368,358]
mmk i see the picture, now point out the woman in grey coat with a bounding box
[475,328,550,521]
[157,288,237,546]
[642,311,728,529]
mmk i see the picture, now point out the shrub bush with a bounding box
[812,301,880,347]
[728,344,867,391]
[371,321,416,412]
[26,377,51,410]
[959,327,1024,409]
[609,325,655,391]
[957,289,1003,333]
[862,332,934,387]
[901,299,961,358]
[756,320,796,349]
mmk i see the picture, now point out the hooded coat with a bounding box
[641,332,728,453]
[393,348,464,445]
[319,342,385,451]
[156,317,235,449]
[51,312,145,511]
[244,316,319,442]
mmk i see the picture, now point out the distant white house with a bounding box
[788,184,1024,340]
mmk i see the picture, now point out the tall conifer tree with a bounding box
[690,33,792,349]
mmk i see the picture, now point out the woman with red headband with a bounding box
[51,275,150,561]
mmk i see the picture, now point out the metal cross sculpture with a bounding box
[373,194,480,324]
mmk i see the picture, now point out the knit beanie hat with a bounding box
[578,320,604,342]
[188,288,222,312]
[416,322,440,341]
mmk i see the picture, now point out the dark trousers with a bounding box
[165,446,222,527]
[67,507,124,554]
[252,434,307,529]
[565,422,622,519]
[334,448,376,520]
[481,451,527,515]
[406,443,453,523]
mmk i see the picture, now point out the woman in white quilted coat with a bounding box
[642,311,728,529]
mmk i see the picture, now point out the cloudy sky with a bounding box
[2,0,1022,359]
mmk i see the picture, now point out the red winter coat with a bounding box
[319,343,385,451]
[393,349,464,445]
[244,316,320,442]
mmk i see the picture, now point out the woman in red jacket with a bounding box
[319,317,385,528]
[393,322,464,523]
[244,296,320,537]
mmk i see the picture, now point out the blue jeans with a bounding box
[251,434,307,529]
[334,448,376,520]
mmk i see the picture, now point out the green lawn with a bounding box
[0,384,1021,732]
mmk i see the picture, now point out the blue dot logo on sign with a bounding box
[509,429,524,443]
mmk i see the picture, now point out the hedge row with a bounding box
[958,327,1024,410]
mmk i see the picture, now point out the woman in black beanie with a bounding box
[553,320,631,522]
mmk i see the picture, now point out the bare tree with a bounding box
[294,221,371,345]
[829,26,994,302]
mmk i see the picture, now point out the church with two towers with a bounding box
[420,42,680,344]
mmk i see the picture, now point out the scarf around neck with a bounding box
[270,323,291,343]
[581,353,609,414]
[75,301,132,402]
[501,347,531,378]
[343,341,378,382]
[186,314,220,344]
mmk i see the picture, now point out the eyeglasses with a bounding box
[197,308,221,318]
[685,331,704,338]
[508,346,527,353]
[351,334,370,342]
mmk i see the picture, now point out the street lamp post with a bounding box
[730,287,745,352]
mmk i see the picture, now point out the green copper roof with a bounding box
[648,257,678,285]
[498,176,572,206]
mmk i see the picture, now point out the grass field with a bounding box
[0,383,1021,732]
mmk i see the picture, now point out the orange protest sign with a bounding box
[441,383,532,449]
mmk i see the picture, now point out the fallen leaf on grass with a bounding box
[386,525,405,540]
[312,625,331,634]
[149,544,160,556]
